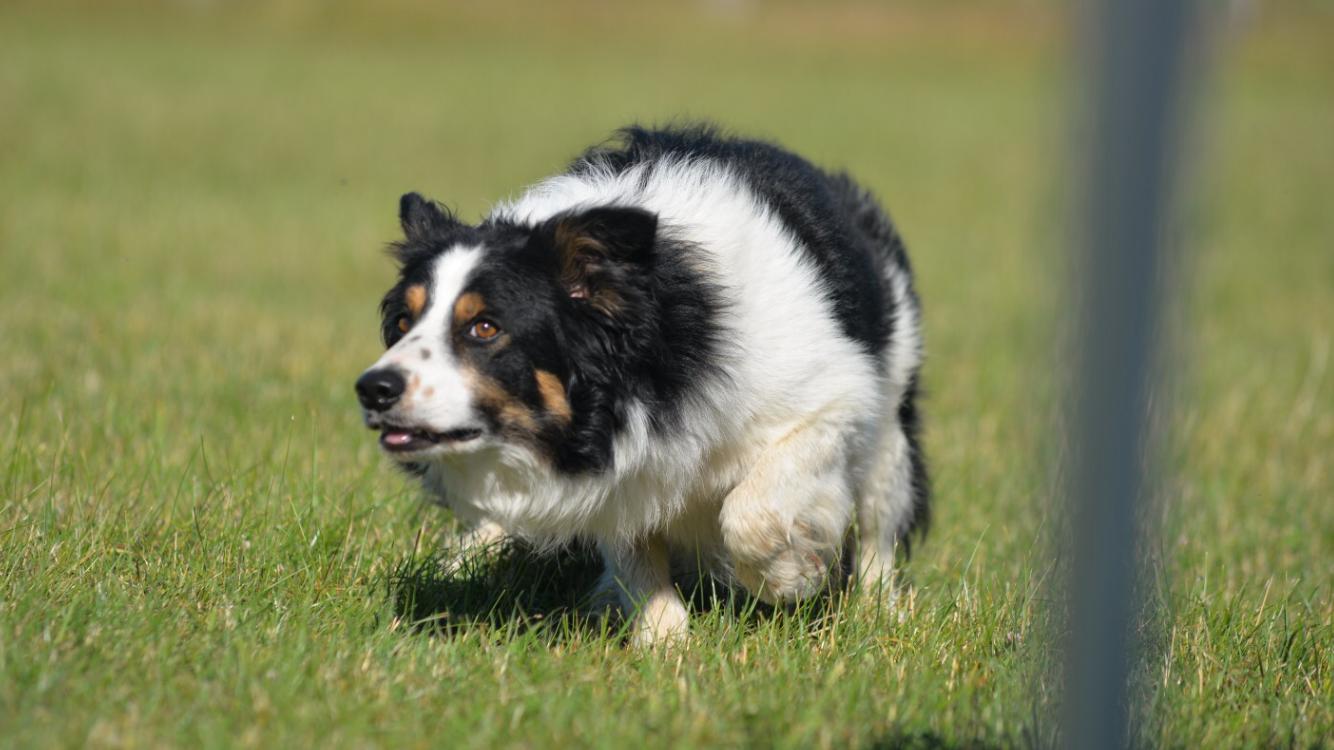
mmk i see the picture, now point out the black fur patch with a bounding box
[897,371,930,552]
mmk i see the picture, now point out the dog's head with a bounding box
[356,192,658,472]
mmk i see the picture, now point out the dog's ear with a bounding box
[550,206,658,314]
[399,192,458,242]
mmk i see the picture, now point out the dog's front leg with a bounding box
[720,415,856,604]
[599,533,688,647]
[442,518,508,573]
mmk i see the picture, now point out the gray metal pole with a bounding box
[1063,0,1199,748]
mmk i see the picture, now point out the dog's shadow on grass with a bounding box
[384,541,890,644]
[384,541,813,642]
[386,541,606,639]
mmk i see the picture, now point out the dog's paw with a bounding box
[628,596,689,649]
[724,514,838,604]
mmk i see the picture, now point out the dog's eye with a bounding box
[397,316,411,334]
[468,319,500,341]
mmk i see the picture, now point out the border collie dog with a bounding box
[356,125,927,645]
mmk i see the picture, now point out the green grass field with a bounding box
[1,2,1330,747]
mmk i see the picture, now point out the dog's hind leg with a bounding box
[853,369,928,600]
[853,421,915,598]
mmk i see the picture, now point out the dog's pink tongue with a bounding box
[383,431,414,446]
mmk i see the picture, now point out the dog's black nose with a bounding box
[356,368,406,412]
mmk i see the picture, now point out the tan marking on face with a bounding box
[405,284,427,317]
[453,292,485,326]
[423,387,435,398]
[465,368,537,434]
[534,370,571,424]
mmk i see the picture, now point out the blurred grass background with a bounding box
[1,1,1330,747]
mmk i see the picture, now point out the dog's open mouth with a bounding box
[378,424,484,453]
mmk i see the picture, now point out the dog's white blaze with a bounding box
[367,246,485,432]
